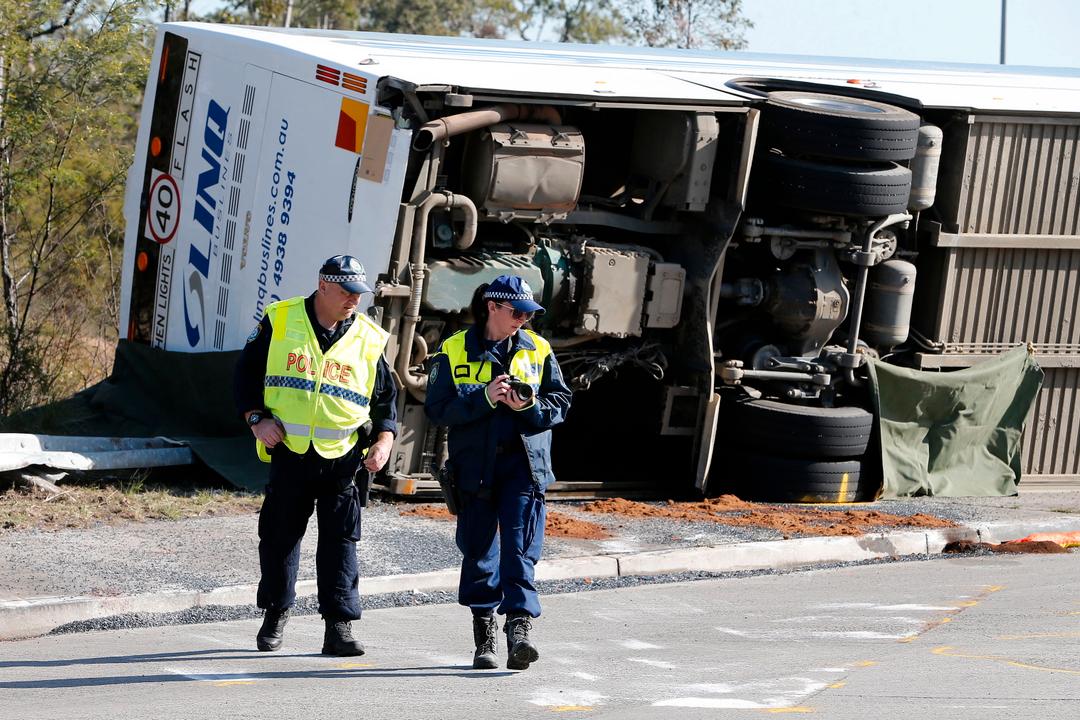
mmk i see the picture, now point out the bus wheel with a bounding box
[760,153,912,216]
[760,91,920,162]
[728,397,873,459]
[731,455,873,504]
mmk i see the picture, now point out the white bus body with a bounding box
[121,23,1080,495]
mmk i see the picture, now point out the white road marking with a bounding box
[713,627,914,641]
[808,630,915,640]
[621,639,662,650]
[165,667,258,683]
[654,678,829,709]
[813,602,956,611]
[528,688,607,706]
[771,615,924,624]
[628,657,676,669]
[655,698,765,708]
[573,672,599,681]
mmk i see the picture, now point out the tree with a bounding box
[204,0,630,43]
[627,0,751,49]
[0,0,151,417]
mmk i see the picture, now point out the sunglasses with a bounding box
[495,303,534,321]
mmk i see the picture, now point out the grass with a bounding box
[0,468,263,532]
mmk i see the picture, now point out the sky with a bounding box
[741,0,1080,68]
[183,0,1080,69]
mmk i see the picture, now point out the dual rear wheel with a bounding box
[755,90,921,216]
[718,397,877,503]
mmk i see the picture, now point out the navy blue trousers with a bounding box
[455,451,546,618]
[257,444,364,620]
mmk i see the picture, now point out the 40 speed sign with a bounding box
[144,168,181,244]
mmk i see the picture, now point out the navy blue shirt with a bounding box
[482,336,521,447]
[233,293,397,437]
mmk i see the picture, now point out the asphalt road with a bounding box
[0,553,1077,719]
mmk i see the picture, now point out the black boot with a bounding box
[256,608,289,651]
[322,619,366,656]
[504,613,539,670]
[472,613,499,669]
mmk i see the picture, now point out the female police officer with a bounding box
[425,275,572,671]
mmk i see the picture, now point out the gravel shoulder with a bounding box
[4,491,1079,601]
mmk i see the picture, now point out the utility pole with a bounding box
[999,0,1007,64]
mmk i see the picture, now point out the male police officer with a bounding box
[234,255,397,656]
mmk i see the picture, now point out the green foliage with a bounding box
[204,0,633,44]
[0,0,153,417]
[626,0,751,49]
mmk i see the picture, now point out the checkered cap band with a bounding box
[321,272,366,284]
[483,290,533,302]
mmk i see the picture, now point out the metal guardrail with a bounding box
[0,434,193,474]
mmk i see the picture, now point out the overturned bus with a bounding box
[121,23,1080,498]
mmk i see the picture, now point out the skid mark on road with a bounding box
[899,584,1006,643]
[931,646,1080,675]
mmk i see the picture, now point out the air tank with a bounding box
[908,124,942,211]
[862,259,917,348]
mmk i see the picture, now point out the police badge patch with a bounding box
[429,362,439,383]
[246,324,261,343]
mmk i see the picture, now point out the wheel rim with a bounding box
[785,96,888,115]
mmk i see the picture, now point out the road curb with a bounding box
[2,518,1078,641]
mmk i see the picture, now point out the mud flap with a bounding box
[694,392,722,493]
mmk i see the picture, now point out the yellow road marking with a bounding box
[854,660,878,667]
[766,707,815,713]
[551,706,593,712]
[957,600,979,607]
[827,681,847,689]
[337,662,376,669]
[983,585,1006,593]
[212,680,255,686]
[932,646,1080,675]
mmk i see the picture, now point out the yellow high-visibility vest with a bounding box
[439,328,550,399]
[257,296,389,462]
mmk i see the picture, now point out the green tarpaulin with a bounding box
[867,345,1043,498]
[7,340,267,491]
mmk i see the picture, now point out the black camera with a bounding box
[506,376,535,401]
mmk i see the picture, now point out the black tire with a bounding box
[731,455,874,504]
[729,398,873,459]
[760,91,920,162]
[760,153,912,216]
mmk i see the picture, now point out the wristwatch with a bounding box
[247,411,266,427]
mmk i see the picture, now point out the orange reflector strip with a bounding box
[159,44,170,83]
[151,136,162,157]
[342,73,368,93]
[137,251,149,272]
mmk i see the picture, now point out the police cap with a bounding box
[319,255,372,295]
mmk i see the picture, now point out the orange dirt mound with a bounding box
[944,540,1069,554]
[581,497,957,539]
[400,505,611,540]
